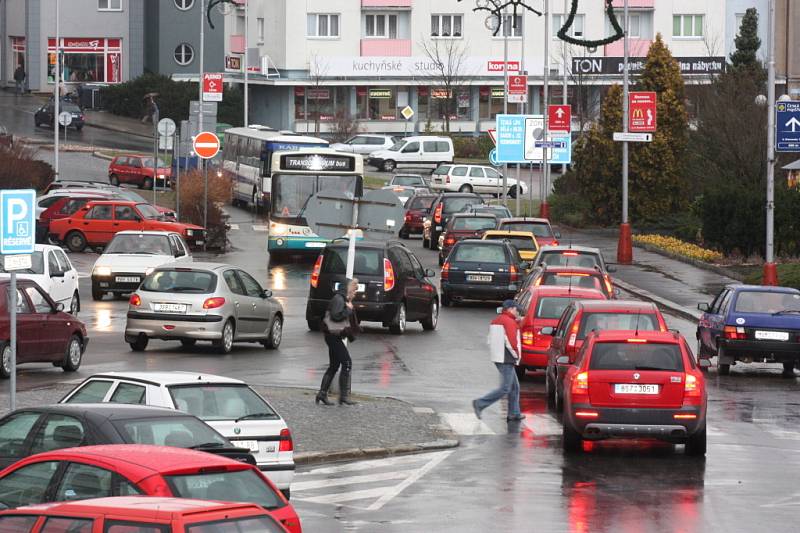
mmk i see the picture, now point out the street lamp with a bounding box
[763,0,777,285]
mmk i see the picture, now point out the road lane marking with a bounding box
[253,225,268,232]
[229,223,240,230]
[521,414,563,437]
[291,470,410,492]
[365,450,452,511]
[301,453,437,476]
[439,413,496,435]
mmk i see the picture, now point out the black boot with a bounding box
[315,370,335,406]
[339,369,357,405]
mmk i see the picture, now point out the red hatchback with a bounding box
[0,445,301,532]
[399,193,436,239]
[561,330,708,455]
[516,286,607,378]
[109,155,172,190]
[543,300,668,410]
[529,266,616,299]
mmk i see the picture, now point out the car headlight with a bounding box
[270,222,289,235]
[93,266,112,277]
[186,229,194,236]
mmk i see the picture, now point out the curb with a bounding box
[294,439,460,466]
[632,242,744,282]
[614,278,702,322]
[92,150,114,161]
[85,121,154,140]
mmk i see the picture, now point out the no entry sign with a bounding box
[193,131,220,159]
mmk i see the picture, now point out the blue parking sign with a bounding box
[1,190,36,254]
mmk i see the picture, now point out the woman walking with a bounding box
[316,278,360,406]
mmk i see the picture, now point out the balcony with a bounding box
[610,0,654,7]
[230,35,245,54]
[604,38,652,57]
[361,0,412,6]
[360,39,411,57]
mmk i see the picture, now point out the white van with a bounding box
[367,136,454,172]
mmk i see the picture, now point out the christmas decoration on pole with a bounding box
[206,0,238,29]
[557,0,624,48]
[457,0,542,36]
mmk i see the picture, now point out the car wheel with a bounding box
[554,386,564,413]
[143,177,153,190]
[65,231,87,253]
[252,191,259,211]
[389,303,407,335]
[61,335,83,372]
[307,318,322,332]
[129,335,148,352]
[685,425,707,456]
[382,160,396,172]
[458,184,473,193]
[562,421,583,453]
[264,315,283,349]
[441,291,452,307]
[180,339,197,348]
[508,186,518,199]
[109,174,120,186]
[0,342,11,379]
[422,300,439,331]
[91,286,104,301]
[782,361,796,377]
[69,292,80,315]
[215,319,235,354]
[399,230,410,239]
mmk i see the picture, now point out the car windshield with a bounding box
[443,197,481,214]
[485,235,536,251]
[0,252,44,275]
[502,222,553,238]
[408,196,435,210]
[140,157,168,168]
[541,272,603,290]
[136,203,161,219]
[116,190,148,203]
[165,469,284,510]
[480,207,512,218]
[452,218,497,231]
[540,251,599,269]
[323,248,382,276]
[393,176,422,186]
[141,270,217,293]
[105,234,172,255]
[114,416,230,448]
[734,291,800,314]
[578,312,660,340]
[388,141,404,151]
[62,104,81,113]
[535,297,581,319]
[187,516,286,533]
[451,244,506,263]
[169,384,278,422]
[589,342,684,372]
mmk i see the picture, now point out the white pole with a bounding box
[54,0,59,178]
[542,0,550,216]
[244,0,249,127]
[198,0,205,134]
[516,11,525,216]
[9,271,16,411]
[502,7,509,207]
[765,0,777,282]
[562,0,568,175]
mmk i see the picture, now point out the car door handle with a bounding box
[234,302,240,307]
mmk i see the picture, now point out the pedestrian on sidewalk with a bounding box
[13,64,26,95]
[473,300,525,422]
[316,278,361,406]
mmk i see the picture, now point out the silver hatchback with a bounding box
[124,263,283,353]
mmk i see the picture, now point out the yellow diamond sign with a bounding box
[401,106,415,120]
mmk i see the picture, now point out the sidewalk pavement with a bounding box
[0,382,458,466]
[83,109,156,139]
[558,228,739,320]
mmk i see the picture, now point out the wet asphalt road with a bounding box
[1,202,799,531]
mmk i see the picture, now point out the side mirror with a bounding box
[261,289,273,299]
[540,326,555,336]
[613,288,621,297]
[698,359,712,369]
[556,355,570,365]
[697,303,710,312]
[425,268,436,278]
[554,231,562,239]
[54,303,65,313]
[606,265,617,273]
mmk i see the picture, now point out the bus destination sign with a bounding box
[281,154,356,172]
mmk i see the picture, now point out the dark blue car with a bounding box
[697,284,800,376]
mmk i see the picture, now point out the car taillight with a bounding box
[684,374,700,397]
[626,338,648,343]
[405,213,412,222]
[279,428,294,452]
[724,326,746,340]
[445,175,451,184]
[444,235,455,246]
[129,294,141,307]
[552,240,559,246]
[522,327,535,346]
[310,254,323,288]
[203,297,226,309]
[384,258,395,291]
[604,275,614,296]
[575,410,598,419]
[563,251,578,257]
[567,320,580,349]
[434,203,443,224]
[510,264,518,283]
[571,371,589,394]
[441,262,450,281]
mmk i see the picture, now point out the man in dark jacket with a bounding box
[316,278,360,406]
[13,65,25,95]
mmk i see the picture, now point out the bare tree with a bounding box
[554,43,599,134]
[419,38,470,133]
[308,55,330,135]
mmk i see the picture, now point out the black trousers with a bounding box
[323,334,352,378]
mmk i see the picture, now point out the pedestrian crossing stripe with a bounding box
[440,412,564,437]
[252,225,269,232]
[228,224,240,230]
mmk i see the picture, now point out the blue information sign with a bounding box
[495,114,527,163]
[777,101,800,152]
[0,190,36,255]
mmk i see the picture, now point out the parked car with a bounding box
[37,193,113,243]
[526,265,615,299]
[0,497,290,533]
[561,330,708,455]
[458,203,513,220]
[126,263,283,353]
[498,217,560,247]
[48,200,205,252]
[61,372,295,498]
[438,214,499,266]
[0,279,87,379]
[43,180,114,194]
[0,445,301,532]
[543,300,668,410]
[481,230,540,263]
[0,245,80,315]
[108,154,172,190]
[0,403,255,470]
[34,101,85,130]
[331,134,398,155]
[440,239,529,307]
[697,284,800,376]
[91,231,192,301]
[399,193,436,239]
[38,187,176,221]
[306,240,438,334]
[36,188,116,218]
[423,192,484,250]
[430,164,526,198]
[367,136,454,172]
[387,173,429,189]
[514,286,607,379]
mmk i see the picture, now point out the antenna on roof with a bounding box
[634,308,641,337]
[568,269,574,294]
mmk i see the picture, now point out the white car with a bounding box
[59,371,295,497]
[0,244,80,314]
[331,134,398,155]
[430,164,528,197]
[91,230,192,301]
[367,136,455,172]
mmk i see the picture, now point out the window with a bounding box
[469,167,485,178]
[98,0,121,10]
[106,522,168,533]
[553,14,584,38]
[734,291,800,314]
[86,205,112,220]
[673,14,703,38]
[294,86,348,121]
[6,289,30,314]
[164,469,284,510]
[114,417,228,448]
[307,13,340,38]
[187,516,285,533]
[30,415,85,454]
[175,0,194,10]
[401,142,420,153]
[451,166,468,177]
[114,205,138,221]
[174,43,194,66]
[0,461,60,509]
[55,463,140,502]
[223,270,245,295]
[0,517,38,531]
[54,250,72,273]
[65,380,114,403]
[257,17,265,42]
[479,86,506,119]
[237,270,264,298]
[109,383,146,404]
[628,13,642,38]
[502,15,523,37]
[365,14,398,38]
[589,342,684,372]
[0,412,40,459]
[535,297,578,319]
[25,286,52,314]
[431,14,462,38]
[169,384,276,421]
[42,517,93,532]
[48,251,61,276]
[356,87,397,120]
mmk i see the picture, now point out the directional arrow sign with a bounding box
[776,101,800,152]
[787,117,800,132]
[548,105,571,132]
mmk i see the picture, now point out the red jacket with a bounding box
[491,310,521,362]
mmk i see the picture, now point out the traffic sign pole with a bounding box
[540,0,550,219]
[764,0,778,285]
[617,0,633,265]
[10,271,16,410]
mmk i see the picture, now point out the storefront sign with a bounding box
[202,73,223,102]
[320,57,537,78]
[431,88,452,99]
[571,56,725,75]
[225,56,242,71]
[369,89,392,99]
[488,61,520,73]
[47,37,122,83]
[307,89,330,100]
[280,154,355,172]
[491,88,505,98]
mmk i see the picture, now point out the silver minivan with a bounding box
[367,136,455,172]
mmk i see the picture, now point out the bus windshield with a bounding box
[272,174,360,218]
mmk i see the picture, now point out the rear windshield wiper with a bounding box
[235,412,277,423]
[188,442,225,449]
[772,309,800,315]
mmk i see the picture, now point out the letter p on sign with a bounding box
[0,190,35,254]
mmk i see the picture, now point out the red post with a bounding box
[617,223,633,264]
[539,201,550,219]
[762,262,779,286]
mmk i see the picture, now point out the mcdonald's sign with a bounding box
[629,92,657,132]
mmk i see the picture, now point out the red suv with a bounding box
[543,300,668,410]
[109,155,172,189]
[561,330,708,455]
[49,200,204,252]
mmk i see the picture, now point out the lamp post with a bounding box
[616,0,633,264]
[54,0,60,178]
[540,0,550,218]
[763,0,778,285]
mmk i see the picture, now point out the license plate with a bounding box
[467,274,493,282]
[232,440,259,452]
[755,330,789,341]
[153,303,187,313]
[115,276,140,283]
[615,384,659,395]
[305,242,326,248]
[335,282,365,292]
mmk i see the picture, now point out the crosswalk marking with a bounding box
[301,453,431,476]
[252,225,269,232]
[522,414,563,437]
[291,470,409,492]
[439,413,496,435]
[228,223,240,230]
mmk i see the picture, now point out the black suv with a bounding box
[424,192,484,250]
[306,240,439,334]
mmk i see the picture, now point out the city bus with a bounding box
[221,126,328,209]
[268,149,364,257]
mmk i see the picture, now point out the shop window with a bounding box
[174,43,194,66]
[10,37,25,80]
[431,14,463,38]
[356,87,397,120]
[98,0,121,10]
[47,38,122,84]
[419,87,471,121]
[307,14,340,38]
[294,87,348,121]
[365,14,398,39]
[175,0,194,10]
[257,18,265,43]
[479,87,506,119]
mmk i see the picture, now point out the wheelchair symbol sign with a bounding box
[1,190,36,254]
